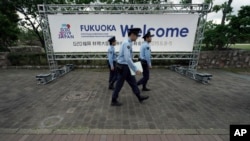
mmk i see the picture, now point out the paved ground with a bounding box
[0,68,250,141]
[0,134,229,141]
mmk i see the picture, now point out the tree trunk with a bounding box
[221,0,233,26]
[16,7,45,48]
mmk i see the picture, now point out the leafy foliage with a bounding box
[99,0,168,4]
[204,5,250,50]
[212,0,233,25]
[0,0,20,51]
[228,6,250,43]
[18,28,42,46]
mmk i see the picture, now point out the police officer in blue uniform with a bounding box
[137,31,153,91]
[111,28,149,106]
[107,36,117,89]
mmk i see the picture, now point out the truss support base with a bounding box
[169,65,212,84]
[36,64,75,85]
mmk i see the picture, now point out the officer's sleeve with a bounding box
[145,46,151,66]
[108,48,114,68]
[139,44,144,59]
[123,43,137,72]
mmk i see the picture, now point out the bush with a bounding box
[7,53,47,66]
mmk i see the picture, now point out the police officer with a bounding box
[137,31,153,91]
[107,36,117,89]
[111,28,149,106]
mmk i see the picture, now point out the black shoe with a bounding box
[111,101,122,106]
[142,88,151,91]
[137,82,141,86]
[138,95,149,103]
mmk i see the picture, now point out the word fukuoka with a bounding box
[80,24,190,38]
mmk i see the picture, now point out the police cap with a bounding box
[128,28,141,36]
[108,36,116,43]
[143,31,154,39]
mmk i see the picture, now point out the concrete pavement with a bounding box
[0,68,249,140]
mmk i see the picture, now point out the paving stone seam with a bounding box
[0,128,229,135]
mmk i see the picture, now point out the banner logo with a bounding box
[58,24,74,39]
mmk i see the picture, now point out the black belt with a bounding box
[117,63,127,66]
[107,60,117,63]
[139,58,147,62]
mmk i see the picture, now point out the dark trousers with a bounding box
[137,61,150,88]
[112,64,140,101]
[108,61,117,84]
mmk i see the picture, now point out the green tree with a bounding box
[11,0,46,48]
[228,6,250,43]
[180,0,213,4]
[203,6,250,50]
[100,0,168,4]
[180,0,192,4]
[213,0,233,26]
[203,22,238,50]
[0,0,20,51]
[56,0,95,4]
[203,0,239,50]
[11,0,95,49]
[18,28,42,46]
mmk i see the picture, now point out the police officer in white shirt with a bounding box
[107,36,117,89]
[137,31,153,91]
[111,28,149,106]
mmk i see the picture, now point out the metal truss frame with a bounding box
[188,11,208,71]
[53,52,194,60]
[39,6,58,71]
[37,3,212,84]
[38,3,210,14]
[38,3,211,69]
